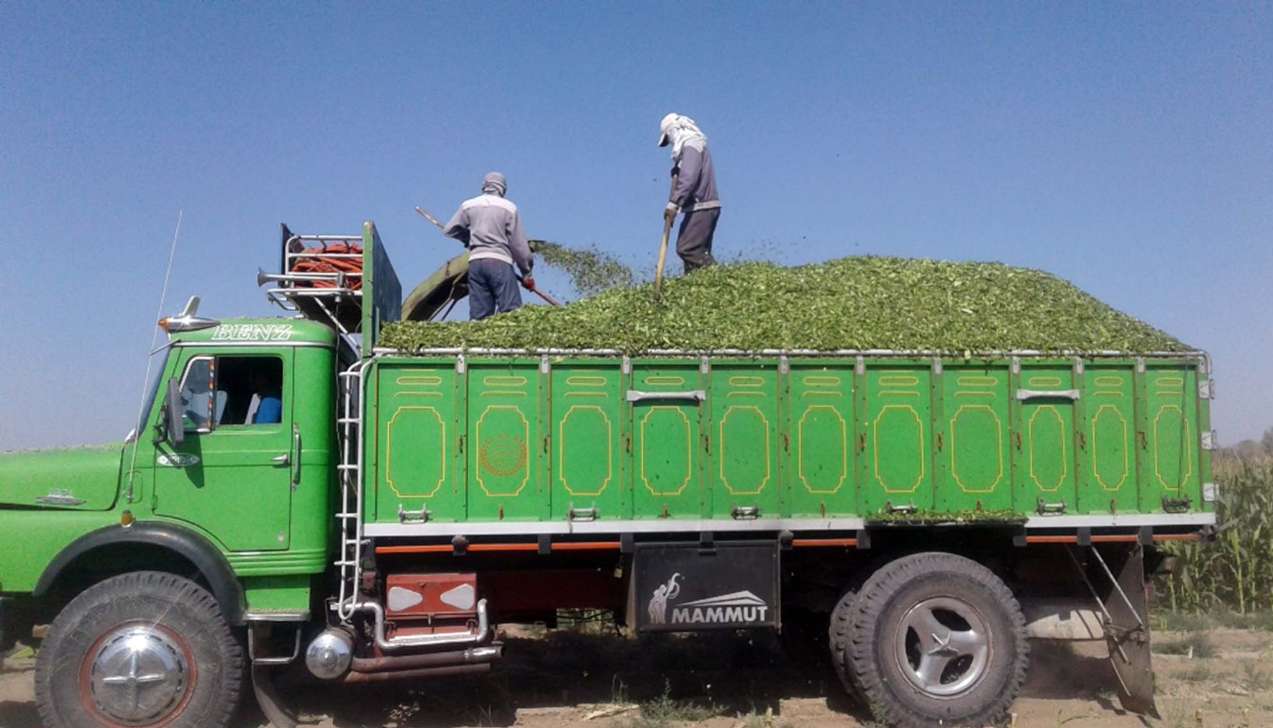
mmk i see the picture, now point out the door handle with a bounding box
[291,425,302,489]
[272,454,291,466]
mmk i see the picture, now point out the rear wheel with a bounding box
[844,552,1028,728]
[35,571,243,728]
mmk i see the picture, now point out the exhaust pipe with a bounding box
[340,662,490,684]
[350,644,501,674]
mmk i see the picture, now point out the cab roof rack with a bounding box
[260,222,402,357]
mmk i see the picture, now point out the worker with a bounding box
[444,171,535,320]
[658,113,720,272]
[244,366,282,425]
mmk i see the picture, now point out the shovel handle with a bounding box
[654,217,674,295]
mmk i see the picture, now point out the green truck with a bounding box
[0,223,1217,728]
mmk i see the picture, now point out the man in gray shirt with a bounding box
[659,113,721,272]
[444,172,535,319]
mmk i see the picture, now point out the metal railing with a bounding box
[262,232,364,336]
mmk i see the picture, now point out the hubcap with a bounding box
[87,626,190,725]
[895,596,990,697]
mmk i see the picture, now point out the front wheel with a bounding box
[35,571,244,728]
[841,552,1028,728]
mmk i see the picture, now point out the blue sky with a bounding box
[1,2,1270,450]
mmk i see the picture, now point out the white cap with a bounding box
[657,112,678,147]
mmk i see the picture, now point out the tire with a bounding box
[845,552,1028,728]
[828,588,864,703]
[35,571,244,728]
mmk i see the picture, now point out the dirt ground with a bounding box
[2,627,1270,728]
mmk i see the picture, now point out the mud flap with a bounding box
[1094,544,1158,717]
[632,540,780,632]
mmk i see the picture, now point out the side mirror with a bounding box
[164,378,185,445]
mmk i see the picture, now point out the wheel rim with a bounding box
[894,596,991,697]
[82,624,194,726]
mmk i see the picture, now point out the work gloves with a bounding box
[664,203,679,226]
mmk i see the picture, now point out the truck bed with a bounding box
[358,350,1214,538]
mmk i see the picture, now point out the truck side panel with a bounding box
[374,361,465,522]
[709,362,781,518]
[467,360,547,521]
[551,362,627,520]
[630,362,706,519]
[366,355,1210,525]
[936,366,1013,513]
[785,362,856,518]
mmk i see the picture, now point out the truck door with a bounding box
[709,362,781,519]
[1013,364,1079,516]
[153,351,295,551]
[629,362,706,519]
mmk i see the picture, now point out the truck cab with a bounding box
[0,224,385,728]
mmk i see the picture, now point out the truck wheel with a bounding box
[828,588,864,703]
[34,571,243,728]
[845,552,1027,728]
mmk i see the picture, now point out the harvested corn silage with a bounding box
[533,241,635,296]
[380,257,1189,354]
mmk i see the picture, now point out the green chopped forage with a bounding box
[381,256,1188,354]
[533,240,636,296]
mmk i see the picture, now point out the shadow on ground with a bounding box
[233,631,1129,727]
[1,631,1134,727]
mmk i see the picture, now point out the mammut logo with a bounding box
[670,591,769,625]
[647,573,682,625]
[646,574,770,626]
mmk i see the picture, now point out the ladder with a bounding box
[335,358,371,622]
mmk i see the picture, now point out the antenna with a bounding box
[124,210,183,497]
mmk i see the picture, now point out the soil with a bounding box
[2,628,1270,727]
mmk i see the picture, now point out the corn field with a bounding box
[1156,452,1273,614]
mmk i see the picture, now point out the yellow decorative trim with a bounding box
[565,391,608,398]
[1156,376,1184,387]
[397,375,442,386]
[728,376,764,387]
[558,405,612,497]
[873,405,926,494]
[639,406,693,496]
[803,375,841,386]
[727,391,766,398]
[798,404,847,494]
[565,375,607,387]
[801,391,844,398]
[480,391,527,398]
[1153,405,1193,492]
[474,405,531,497]
[397,391,442,398]
[644,376,685,386]
[385,406,445,499]
[879,375,919,387]
[954,391,994,398]
[1094,376,1123,388]
[1028,406,1068,492]
[948,404,1003,494]
[483,375,528,386]
[880,391,919,397]
[1090,404,1129,492]
[718,405,771,495]
[1028,376,1063,387]
[957,376,998,388]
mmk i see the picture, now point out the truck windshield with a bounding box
[126,348,171,443]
